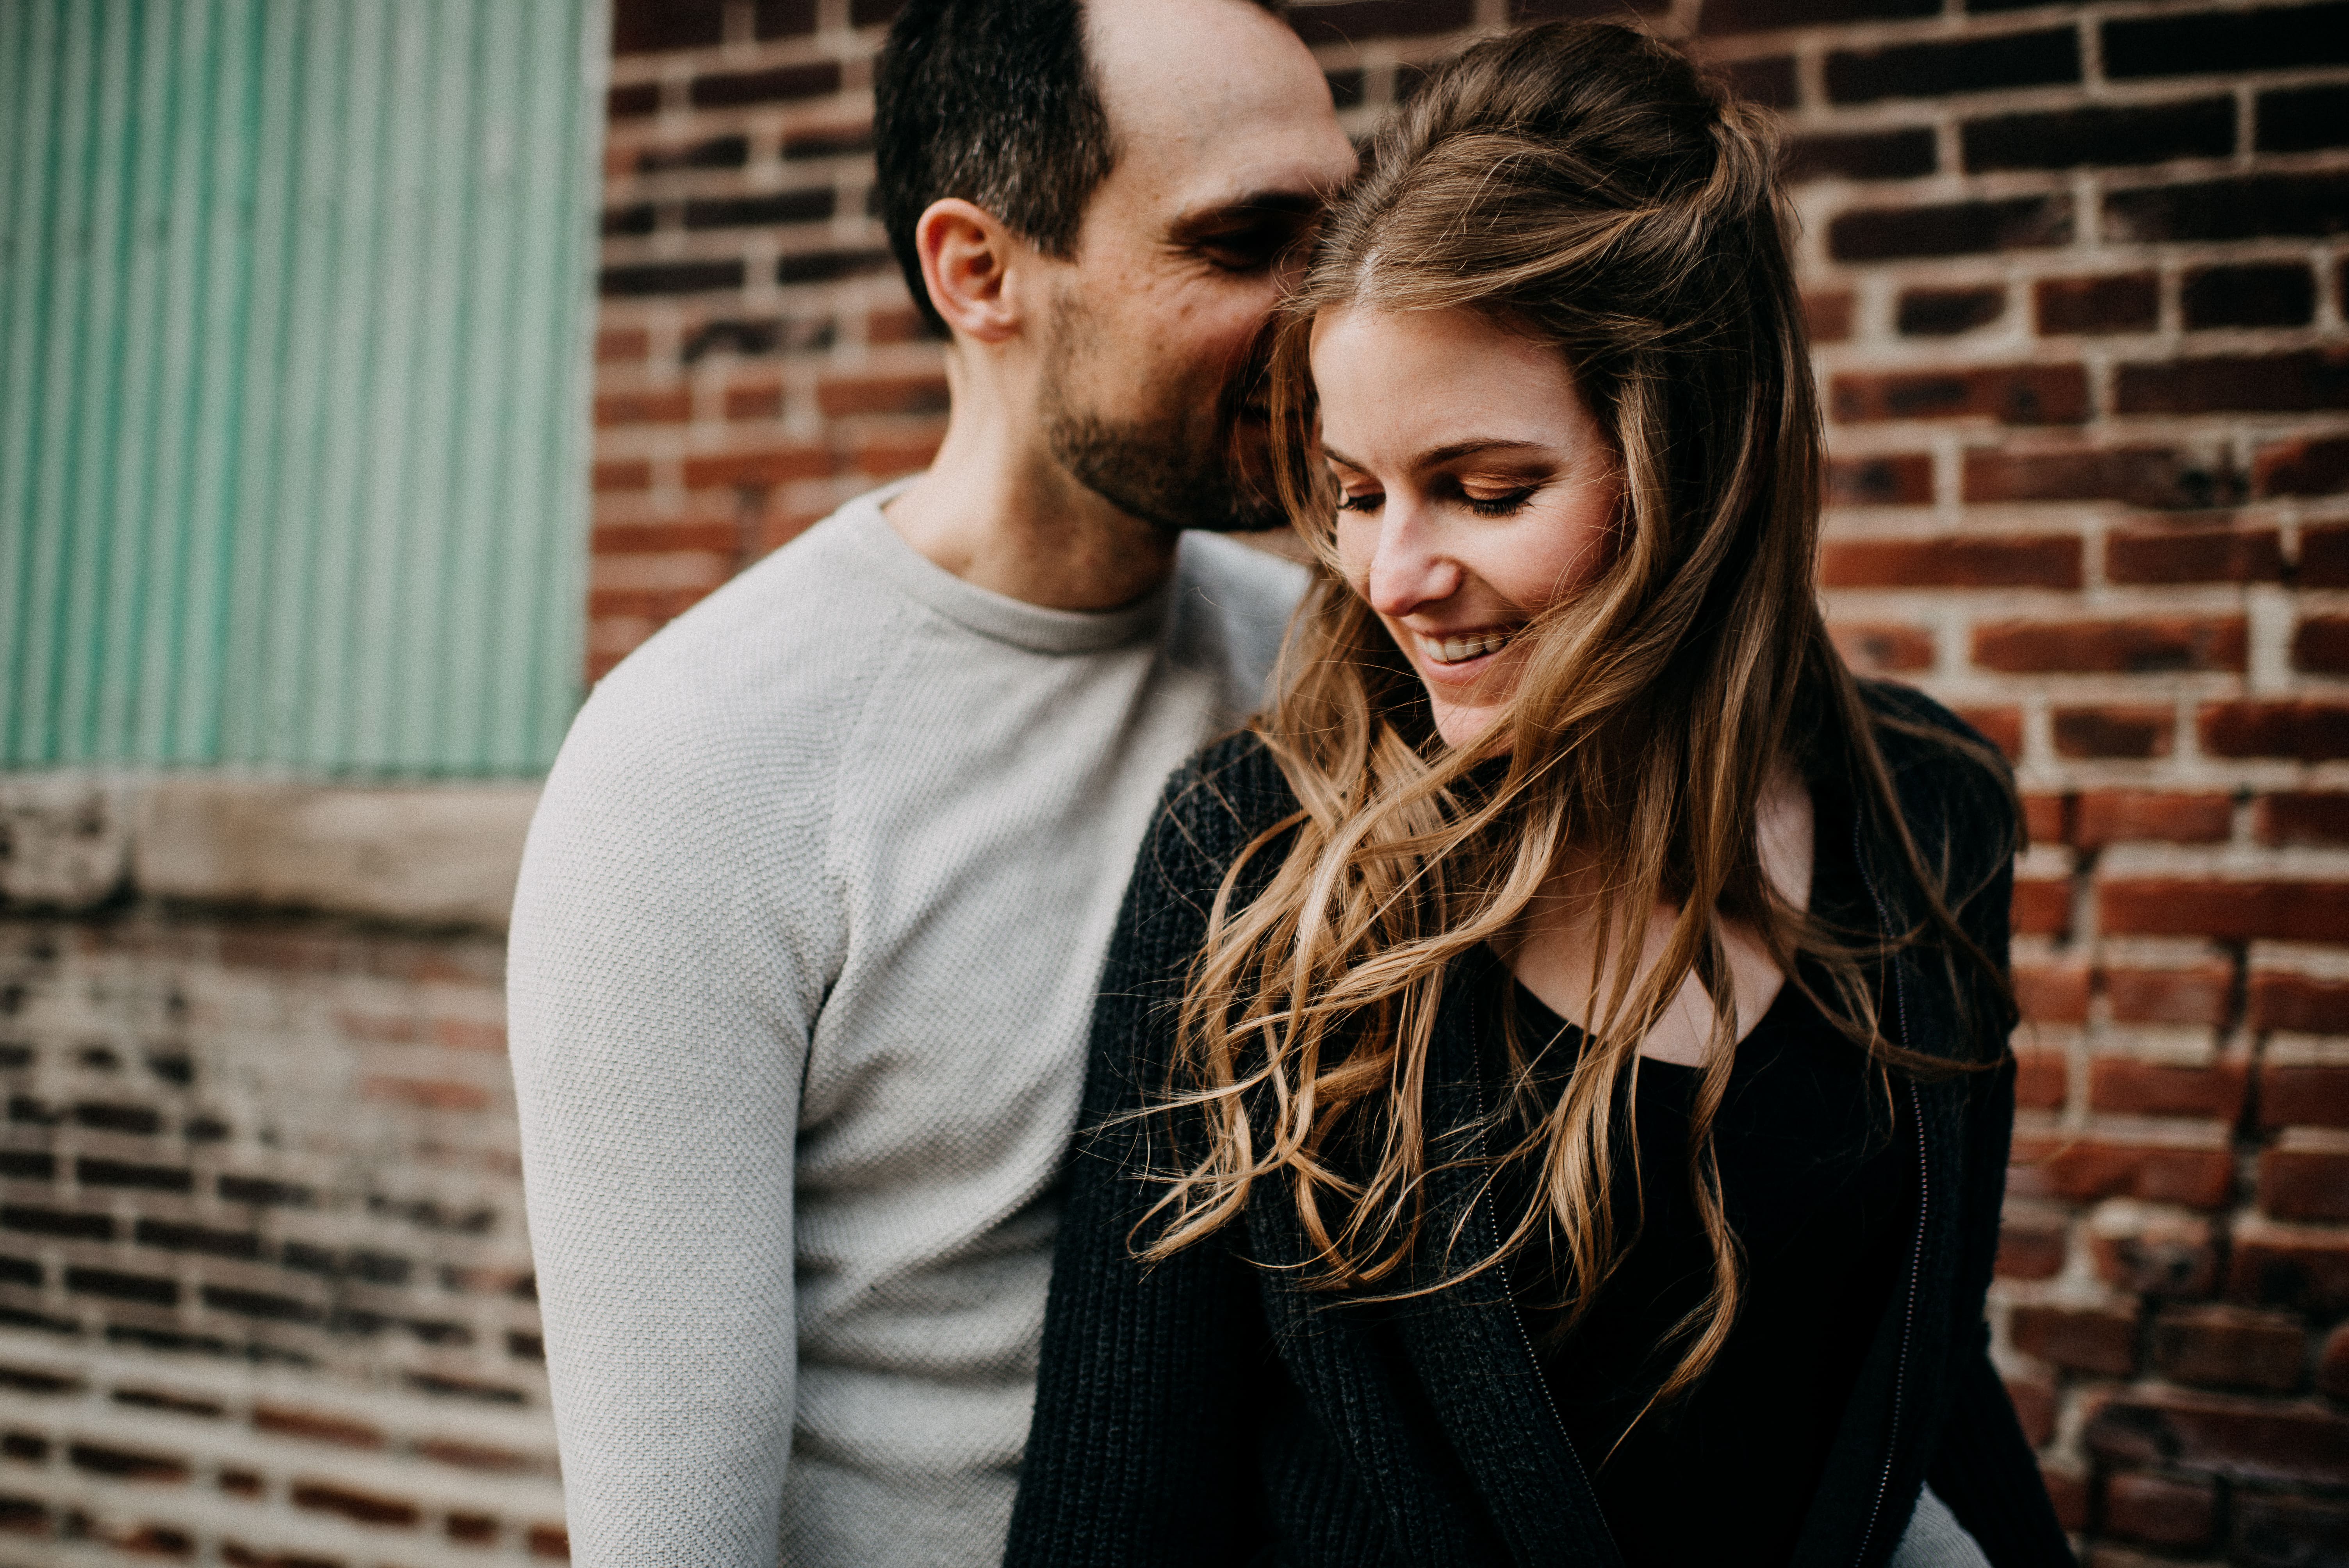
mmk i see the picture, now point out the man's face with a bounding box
[1039,0,1356,534]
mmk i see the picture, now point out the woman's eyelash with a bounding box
[1463,487,1536,517]
[1336,492,1383,514]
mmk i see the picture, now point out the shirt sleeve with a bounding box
[506,672,835,1567]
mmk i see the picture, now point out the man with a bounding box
[506,1,1355,1562]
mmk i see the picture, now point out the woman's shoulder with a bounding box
[1852,680,2023,896]
[1134,730,1302,896]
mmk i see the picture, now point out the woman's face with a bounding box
[1312,305,1624,749]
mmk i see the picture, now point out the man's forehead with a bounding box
[1087,0,1354,208]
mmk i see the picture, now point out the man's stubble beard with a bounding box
[1039,292,1285,536]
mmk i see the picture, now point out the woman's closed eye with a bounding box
[1336,488,1383,515]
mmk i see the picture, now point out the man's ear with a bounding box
[916,198,1025,345]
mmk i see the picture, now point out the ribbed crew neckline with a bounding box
[839,480,1173,656]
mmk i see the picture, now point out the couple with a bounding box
[510,4,2073,1566]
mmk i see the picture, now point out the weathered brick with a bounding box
[606,81,659,119]
[2199,702,2349,761]
[2007,1376,2057,1447]
[2235,1493,2349,1568]
[2103,1470,2217,1551]
[593,388,692,427]
[2102,878,2349,943]
[636,133,749,173]
[2015,958,2090,1023]
[1802,290,1854,343]
[2308,523,2349,586]
[1964,98,2233,172]
[611,0,722,54]
[2103,1,2349,79]
[2108,525,2283,584]
[2322,1324,2349,1400]
[2261,1135,2349,1222]
[2042,1465,2090,1532]
[2151,1305,2307,1394]
[1825,30,2078,103]
[2010,1301,2139,1376]
[2035,273,2158,337]
[2246,971,2349,1033]
[2292,616,2349,675]
[777,249,891,286]
[2021,791,2066,847]
[2232,1220,2349,1312]
[1828,196,2071,261]
[2258,82,2349,153]
[598,260,745,298]
[2014,1048,2069,1109]
[2012,1133,2235,1208]
[1821,535,2079,589]
[2053,706,2175,760]
[816,374,950,418]
[2182,263,2317,330]
[1832,365,2087,426]
[754,0,816,36]
[2085,1388,2349,1487]
[1786,128,1935,182]
[2011,875,2072,936]
[1895,286,2004,336]
[689,61,841,109]
[2262,1063,2349,1127]
[2119,351,2349,415]
[1997,1210,2070,1278]
[1964,444,2236,510]
[2254,437,2349,499]
[1823,454,1931,508]
[680,446,831,490]
[1829,622,1934,673]
[1698,0,1933,30]
[684,190,836,230]
[1974,617,2245,675]
[2255,793,2349,849]
[2076,792,2231,849]
[2107,173,2349,244]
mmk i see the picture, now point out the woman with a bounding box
[1006,22,2072,1568]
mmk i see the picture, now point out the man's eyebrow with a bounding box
[1167,191,1323,236]
[1322,439,1552,471]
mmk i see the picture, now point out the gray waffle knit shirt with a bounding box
[507,482,1305,1566]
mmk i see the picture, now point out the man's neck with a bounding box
[883,394,1181,615]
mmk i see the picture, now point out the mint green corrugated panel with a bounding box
[0,0,602,775]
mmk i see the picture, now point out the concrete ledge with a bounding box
[0,773,538,929]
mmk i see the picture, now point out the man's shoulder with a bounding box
[1166,533,1312,700]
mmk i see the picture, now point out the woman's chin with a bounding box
[1428,700,1503,751]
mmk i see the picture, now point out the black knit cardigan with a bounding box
[1005,682,2077,1568]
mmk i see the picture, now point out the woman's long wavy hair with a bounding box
[1144,21,2014,1405]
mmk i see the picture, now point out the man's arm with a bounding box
[508,674,835,1567]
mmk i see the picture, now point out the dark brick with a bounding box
[2260,83,2349,152]
[777,249,891,286]
[606,82,659,120]
[292,1482,419,1528]
[73,1101,159,1135]
[689,61,841,109]
[1787,128,1936,182]
[2107,173,2349,243]
[1826,29,2078,104]
[68,1442,187,1481]
[1286,0,1474,43]
[2309,523,2349,583]
[2257,793,2349,849]
[1832,363,2087,425]
[2108,525,2283,584]
[1325,68,1365,110]
[2182,263,2316,330]
[850,0,897,23]
[2104,1470,2217,1550]
[0,1151,52,1181]
[683,190,835,230]
[1723,55,1797,109]
[1975,616,2244,674]
[132,1219,259,1259]
[0,1205,110,1240]
[2053,706,2173,759]
[1805,291,1855,343]
[783,125,872,160]
[2201,702,2349,761]
[2151,1305,2307,1393]
[611,0,723,55]
[2086,1389,2349,1486]
[64,1268,176,1307]
[199,1285,321,1324]
[1700,0,1934,31]
[1825,453,1933,506]
[75,1158,190,1193]
[0,1256,38,1288]
[599,260,745,298]
[216,1174,312,1208]
[2296,615,2349,674]
[2235,1495,2349,1568]
[601,203,656,239]
[1964,445,2240,510]
[1897,286,2004,336]
[2104,0,2349,79]
[754,0,816,36]
[1822,535,2079,588]
[638,134,749,173]
[1963,98,2232,172]
[1828,195,2070,261]
[2035,273,2158,335]
[2117,351,2349,415]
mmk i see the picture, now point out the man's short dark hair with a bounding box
[872,0,1280,336]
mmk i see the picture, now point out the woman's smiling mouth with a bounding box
[1414,628,1515,668]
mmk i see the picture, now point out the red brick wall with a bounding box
[596,1,2349,1560]
[0,914,561,1564]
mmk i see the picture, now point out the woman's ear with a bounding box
[915,198,1023,345]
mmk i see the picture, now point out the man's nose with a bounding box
[1365,506,1460,619]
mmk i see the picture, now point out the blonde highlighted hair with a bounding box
[1144,21,2011,1406]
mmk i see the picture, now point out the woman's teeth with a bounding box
[1419,630,1511,666]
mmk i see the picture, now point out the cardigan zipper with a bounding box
[1469,1000,1621,1566]
[1849,816,1927,1568]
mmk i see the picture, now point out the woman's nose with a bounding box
[1365,507,1461,619]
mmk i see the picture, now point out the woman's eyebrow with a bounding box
[1322,438,1552,471]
